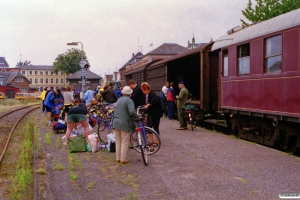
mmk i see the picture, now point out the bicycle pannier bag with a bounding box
[68,135,87,153]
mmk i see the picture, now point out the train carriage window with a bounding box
[238,43,250,75]
[223,49,228,77]
[265,35,282,73]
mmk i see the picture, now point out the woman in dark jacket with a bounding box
[141,82,162,148]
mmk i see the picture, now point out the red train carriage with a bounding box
[212,8,300,154]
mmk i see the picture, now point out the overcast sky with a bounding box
[0,0,250,76]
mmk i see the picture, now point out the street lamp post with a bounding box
[67,42,85,98]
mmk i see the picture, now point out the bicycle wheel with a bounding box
[140,143,148,166]
[130,126,161,155]
[97,121,109,143]
[187,112,197,130]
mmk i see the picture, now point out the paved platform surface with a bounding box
[37,111,300,200]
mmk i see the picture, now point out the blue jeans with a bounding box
[167,101,175,118]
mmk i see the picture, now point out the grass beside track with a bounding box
[1,116,38,200]
[0,99,41,113]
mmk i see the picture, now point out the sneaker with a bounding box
[63,141,67,146]
[61,135,66,143]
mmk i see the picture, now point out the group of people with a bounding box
[161,81,192,130]
[41,80,192,164]
[112,79,192,164]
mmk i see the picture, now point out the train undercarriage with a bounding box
[227,114,300,156]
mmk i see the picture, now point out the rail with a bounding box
[0,105,40,164]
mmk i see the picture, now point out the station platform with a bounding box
[37,111,300,200]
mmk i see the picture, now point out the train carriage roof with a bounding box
[212,8,300,51]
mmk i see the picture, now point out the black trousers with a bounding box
[151,116,161,135]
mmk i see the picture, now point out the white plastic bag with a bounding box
[88,133,99,153]
[75,122,93,136]
[107,131,115,152]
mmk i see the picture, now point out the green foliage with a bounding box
[35,168,47,174]
[10,122,35,199]
[45,132,51,145]
[241,0,300,26]
[54,48,87,75]
[86,182,95,190]
[16,60,31,66]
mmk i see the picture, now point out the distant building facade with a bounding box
[122,43,189,85]
[0,72,30,97]
[187,35,208,50]
[18,65,67,91]
[118,52,143,86]
[66,69,102,92]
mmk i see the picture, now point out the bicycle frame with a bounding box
[135,119,147,146]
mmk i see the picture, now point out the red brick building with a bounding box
[0,72,30,98]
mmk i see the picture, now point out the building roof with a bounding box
[67,69,102,80]
[148,43,212,69]
[17,65,54,70]
[212,7,300,51]
[147,43,189,55]
[0,57,9,67]
[0,72,30,85]
[119,52,143,70]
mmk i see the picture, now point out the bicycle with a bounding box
[97,103,115,143]
[184,102,198,131]
[130,106,161,157]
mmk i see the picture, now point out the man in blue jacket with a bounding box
[44,88,57,126]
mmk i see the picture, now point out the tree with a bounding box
[16,60,31,66]
[241,0,300,26]
[54,48,87,75]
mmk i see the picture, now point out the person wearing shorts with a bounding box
[62,85,74,121]
[63,99,90,145]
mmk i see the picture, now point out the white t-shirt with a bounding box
[162,86,168,96]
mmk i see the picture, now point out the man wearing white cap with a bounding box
[112,86,139,164]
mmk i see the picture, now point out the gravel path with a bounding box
[36,110,300,200]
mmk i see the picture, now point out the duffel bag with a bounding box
[55,122,67,130]
[52,122,58,130]
[68,136,87,153]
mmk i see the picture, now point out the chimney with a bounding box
[132,53,134,57]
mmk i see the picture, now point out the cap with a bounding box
[121,86,133,95]
[178,81,184,84]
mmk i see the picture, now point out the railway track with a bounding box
[0,105,40,164]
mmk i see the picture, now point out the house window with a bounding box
[51,78,53,83]
[61,72,64,75]
[30,78,32,84]
[51,71,53,75]
[238,43,250,75]
[35,71,38,75]
[35,78,38,84]
[46,78,48,84]
[56,78,58,84]
[40,78,43,84]
[265,35,282,73]
[22,71,25,74]
[46,71,48,75]
[1,70,5,72]
[15,78,24,82]
[61,79,64,83]
[40,71,43,75]
[223,49,228,77]
[29,71,32,75]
